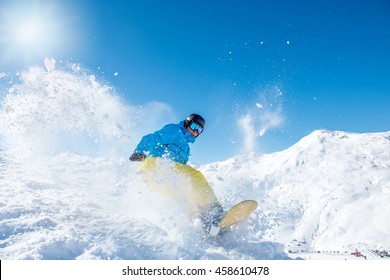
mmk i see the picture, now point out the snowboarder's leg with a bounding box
[174,163,219,207]
[174,163,225,233]
[139,157,225,233]
[139,156,158,170]
[139,157,180,197]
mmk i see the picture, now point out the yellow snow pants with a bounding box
[140,157,220,216]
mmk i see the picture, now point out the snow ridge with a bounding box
[201,130,390,253]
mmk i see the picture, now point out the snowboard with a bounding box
[208,200,258,236]
[218,200,258,229]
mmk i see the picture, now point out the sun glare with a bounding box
[0,0,79,65]
[14,19,45,46]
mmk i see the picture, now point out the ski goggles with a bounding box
[189,122,204,134]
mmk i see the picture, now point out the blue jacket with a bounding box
[134,121,195,164]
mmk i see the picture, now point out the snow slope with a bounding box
[1,65,389,260]
[201,130,390,254]
[0,65,286,260]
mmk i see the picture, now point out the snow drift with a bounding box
[1,65,389,259]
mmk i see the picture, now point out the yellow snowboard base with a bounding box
[218,200,258,229]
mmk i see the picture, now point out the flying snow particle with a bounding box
[44,58,56,73]
[256,103,263,109]
[118,135,131,144]
[259,128,266,136]
[89,75,100,88]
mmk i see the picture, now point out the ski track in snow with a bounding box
[1,65,389,260]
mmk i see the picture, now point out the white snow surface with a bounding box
[201,130,390,256]
[1,66,390,260]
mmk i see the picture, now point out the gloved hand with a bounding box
[129,152,146,161]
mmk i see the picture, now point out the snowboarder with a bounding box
[129,113,225,234]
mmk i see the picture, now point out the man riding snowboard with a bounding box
[130,113,224,235]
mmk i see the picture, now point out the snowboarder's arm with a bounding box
[131,126,177,157]
[132,134,158,156]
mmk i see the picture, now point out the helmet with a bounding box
[184,113,205,128]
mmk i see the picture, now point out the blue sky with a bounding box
[1,0,389,163]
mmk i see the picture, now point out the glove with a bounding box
[129,152,146,161]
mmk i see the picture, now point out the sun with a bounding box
[13,18,46,46]
[1,3,51,47]
[0,0,77,65]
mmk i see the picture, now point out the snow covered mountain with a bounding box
[1,65,389,259]
[201,129,390,254]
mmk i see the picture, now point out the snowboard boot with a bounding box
[199,203,225,236]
